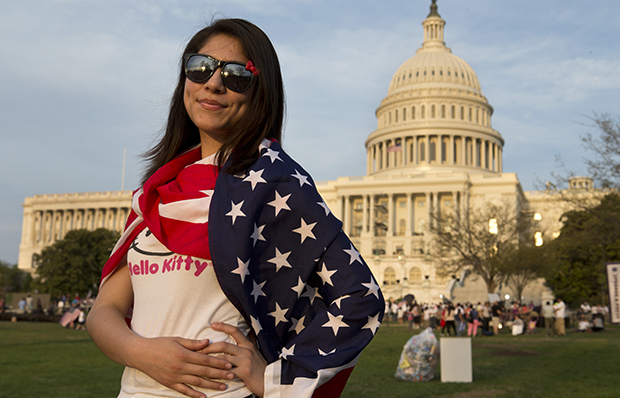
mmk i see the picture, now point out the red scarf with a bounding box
[101,146,218,285]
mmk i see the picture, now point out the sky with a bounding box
[2,0,619,264]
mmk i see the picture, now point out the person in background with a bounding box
[553,297,566,336]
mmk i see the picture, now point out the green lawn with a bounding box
[1,321,618,398]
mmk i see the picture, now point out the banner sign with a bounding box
[607,262,620,324]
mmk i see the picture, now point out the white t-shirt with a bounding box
[119,227,252,398]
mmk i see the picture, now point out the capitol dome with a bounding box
[365,0,504,176]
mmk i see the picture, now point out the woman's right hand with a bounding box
[128,336,237,398]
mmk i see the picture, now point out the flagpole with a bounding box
[121,146,126,191]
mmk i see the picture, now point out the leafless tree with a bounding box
[429,199,530,293]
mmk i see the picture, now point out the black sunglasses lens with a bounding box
[222,64,253,92]
[185,55,216,83]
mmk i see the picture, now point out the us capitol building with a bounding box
[18,2,595,304]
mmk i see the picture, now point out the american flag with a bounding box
[101,139,384,397]
[59,307,80,328]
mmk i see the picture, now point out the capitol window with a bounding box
[412,106,416,119]
[409,267,422,282]
[384,267,396,285]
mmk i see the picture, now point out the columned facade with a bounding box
[18,191,132,272]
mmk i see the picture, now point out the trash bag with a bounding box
[395,327,439,382]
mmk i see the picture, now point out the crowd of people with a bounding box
[384,297,611,337]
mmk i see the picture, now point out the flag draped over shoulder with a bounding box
[100,139,384,398]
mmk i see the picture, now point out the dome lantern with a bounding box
[421,0,448,52]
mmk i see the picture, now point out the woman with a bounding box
[466,303,479,337]
[87,19,384,398]
[441,304,456,337]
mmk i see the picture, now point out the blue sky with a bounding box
[1,0,619,264]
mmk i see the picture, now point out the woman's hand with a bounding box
[198,323,267,397]
[129,336,237,398]
[88,265,237,398]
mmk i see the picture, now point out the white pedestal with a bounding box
[440,337,472,382]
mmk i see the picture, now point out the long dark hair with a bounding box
[141,19,285,184]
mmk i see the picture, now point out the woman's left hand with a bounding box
[198,323,267,397]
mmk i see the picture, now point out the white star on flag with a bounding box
[263,147,283,163]
[317,200,331,216]
[243,169,267,191]
[289,315,306,335]
[331,294,351,309]
[293,218,316,243]
[250,223,266,246]
[251,280,266,303]
[318,348,336,356]
[317,263,336,286]
[291,276,305,297]
[232,257,250,283]
[291,169,311,187]
[242,169,266,190]
[301,285,323,305]
[322,312,349,336]
[343,244,362,265]
[251,315,262,335]
[267,248,292,272]
[267,191,291,217]
[226,200,246,225]
[269,302,289,326]
[280,344,295,360]
[362,313,381,335]
[362,278,380,299]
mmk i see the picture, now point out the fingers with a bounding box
[174,337,211,352]
[211,322,253,347]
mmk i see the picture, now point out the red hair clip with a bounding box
[245,61,260,76]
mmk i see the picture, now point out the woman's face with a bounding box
[184,34,252,157]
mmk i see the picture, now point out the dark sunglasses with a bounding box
[184,53,256,93]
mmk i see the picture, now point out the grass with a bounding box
[343,323,620,398]
[0,321,618,398]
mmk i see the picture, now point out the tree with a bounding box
[430,199,529,293]
[33,228,120,298]
[503,244,549,302]
[0,260,28,293]
[581,113,620,188]
[543,193,620,306]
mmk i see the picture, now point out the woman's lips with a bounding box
[198,98,225,110]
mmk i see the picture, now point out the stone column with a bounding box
[433,192,439,223]
[498,147,503,173]
[450,135,455,165]
[382,142,387,170]
[425,192,431,231]
[406,193,413,236]
[20,208,33,247]
[452,191,459,220]
[425,135,430,164]
[387,193,394,236]
[343,195,351,235]
[362,194,369,236]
